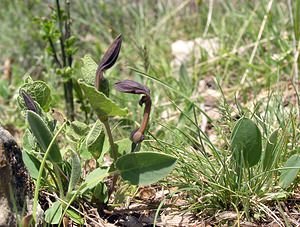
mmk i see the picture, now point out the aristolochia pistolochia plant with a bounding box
[79,34,177,187]
[19,34,177,225]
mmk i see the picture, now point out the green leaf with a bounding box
[22,129,36,151]
[231,118,262,167]
[279,154,300,188]
[116,152,177,186]
[81,54,111,96]
[70,121,89,136]
[66,121,89,141]
[113,138,132,158]
[66,209,84,225]
[78,142,93,160]
[45,201,62,224]
[27,110,62,163]
[22,151,44,180]
[68,151,81,193]
[18,80,51,111]
[263,129,279,171]
[83,168,109,190]
[81,55,98,85]
[93,182,108,204]
[86,120,105,159]
[78,80,127,118]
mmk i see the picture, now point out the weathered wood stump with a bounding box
[0,126,32,226]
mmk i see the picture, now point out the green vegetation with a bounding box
[0,0,300,225]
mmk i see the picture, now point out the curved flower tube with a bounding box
[115,80,151,144]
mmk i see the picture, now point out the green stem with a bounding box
[102,119,119,198]
[102,120,117,160]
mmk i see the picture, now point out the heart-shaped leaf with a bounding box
[78,80,127,118]
[81,55,98,85]
[27,110,62,163]
[231,118,262,167]
[81,54,110,96]
[279,154,300,188]
[116,152,177,186]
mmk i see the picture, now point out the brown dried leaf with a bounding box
[139,187,156,201]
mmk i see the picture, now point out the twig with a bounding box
[56,0,66,67]
[65,0,72,67]
[55,0,74,120]
[48,37,62,68]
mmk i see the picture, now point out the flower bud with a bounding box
[21,90,38,113]
[95,34,122,95]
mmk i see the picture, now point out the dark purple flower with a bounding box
[115,80,151,145]
[21,90,38,113]
[95,35,122,94]
[97,34,122,73]
[115,80,150,97]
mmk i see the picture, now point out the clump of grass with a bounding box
[146,84,298,225]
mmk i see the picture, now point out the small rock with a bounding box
[216,211,237,221]
[171,37,220,67]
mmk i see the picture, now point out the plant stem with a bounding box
[102,119,119,198]
[102,120,117,160]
